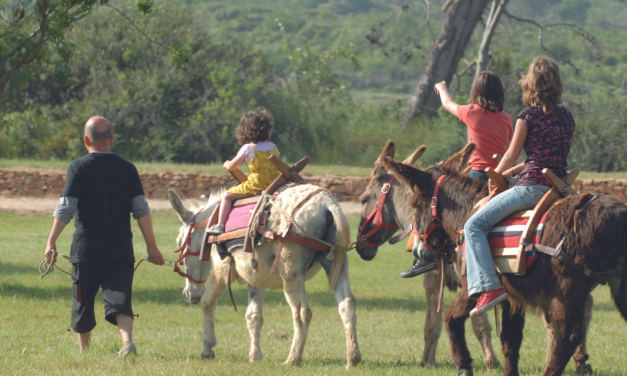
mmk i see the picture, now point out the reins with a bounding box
[172,206,211,284]
[357,176,401,248]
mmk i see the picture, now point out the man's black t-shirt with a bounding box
[63,153,144,263]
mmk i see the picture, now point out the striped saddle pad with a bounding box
[462,210,551,271]
[487,211,551,269]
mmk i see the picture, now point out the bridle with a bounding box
[357,176,408,248]
[413,174,451,254]
[173,206,211,284]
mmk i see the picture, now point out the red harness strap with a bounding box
[413,174,449,254]
[356,176,399,248]
[173,207,211,284]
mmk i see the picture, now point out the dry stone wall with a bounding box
[0,169,370,201]
[1,168,625,203]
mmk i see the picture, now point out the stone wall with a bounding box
[0,169,370,201]
[1,168,625,203]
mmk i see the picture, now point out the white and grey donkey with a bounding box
[168,185,361,368]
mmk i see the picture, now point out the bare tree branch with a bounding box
[105,4,169,50]
[503,10,601,74]
[476,0,509,76]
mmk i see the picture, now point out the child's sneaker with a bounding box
[207,224,225,235]
[470,288,509,317]
[118,341,137,357]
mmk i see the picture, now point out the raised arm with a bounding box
[434,81,460,118]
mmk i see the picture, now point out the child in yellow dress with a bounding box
[207,109,281,235]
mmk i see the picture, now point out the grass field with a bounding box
[1,210,627,375]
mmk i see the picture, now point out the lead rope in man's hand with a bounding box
[39,250,71,279]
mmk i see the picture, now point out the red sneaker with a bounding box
[470,288,509,317]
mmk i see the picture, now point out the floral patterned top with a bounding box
[517,106,576,186]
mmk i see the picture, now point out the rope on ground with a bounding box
[39,250,71,279]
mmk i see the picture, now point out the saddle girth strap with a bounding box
[522,237,607,285]
[269,189,325,276]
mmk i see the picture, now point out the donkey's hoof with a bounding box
[346,353,362,369]
[457,368,474,376]
[249,349,264,363]
[201,348,215,360]
[283,358,302,366]
[485,356,501,369]
[577,364,592,375]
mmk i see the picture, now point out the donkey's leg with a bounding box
[330,254,361,368]
[421,269,442,366]
[543,295,593,375]
[246,285,266,363]
[283,275,311,365]
[573,294,593,375]
[471,314,501,369]
[200,271,228,359]
[544,299,587,376]
[445,286,476,375]
[500,299,524,376]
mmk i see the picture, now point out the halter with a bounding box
[413,174,450,254]
[356,176,399,248]
[173,206,211,284]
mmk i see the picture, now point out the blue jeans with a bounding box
[464,185,550,297]
[469,169,489,185]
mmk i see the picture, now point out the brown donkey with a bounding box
[355,141,500,368]
[382,145,627,376]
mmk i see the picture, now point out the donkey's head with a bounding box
[356,140,426,261]
[381,143,477,263]
[168,189,222,304]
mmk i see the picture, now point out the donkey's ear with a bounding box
[372,140,396,177]
[168,189,191,222]
[381,157,431,195]
[402,145,427,166]
[442,142,476,173]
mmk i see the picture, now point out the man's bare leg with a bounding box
[78,332,91,351]
[116,313,133,343]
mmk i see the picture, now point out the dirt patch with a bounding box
[0,197,362,218]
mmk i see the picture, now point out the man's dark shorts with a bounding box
[71,262,134,333]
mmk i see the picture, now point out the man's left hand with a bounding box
[44,243,57,265]
[147,246,165,265]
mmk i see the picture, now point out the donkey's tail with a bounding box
[609,217,627,321]
[327,195,351,292]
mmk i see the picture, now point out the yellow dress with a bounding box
[227,144,281,196]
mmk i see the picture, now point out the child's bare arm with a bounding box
[223,156,245,171]
[434,81,460,118]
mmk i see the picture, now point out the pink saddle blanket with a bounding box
[224,203,257,233]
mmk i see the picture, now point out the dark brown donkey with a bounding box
[382,146,627,376]
[355,141,500,368]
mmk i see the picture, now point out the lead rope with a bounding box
[437,259,445,313]
[495,305,500,338]
[39,250,71,279]
[227,255,237,312]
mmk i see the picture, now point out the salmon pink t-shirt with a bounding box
[458,104,513,171]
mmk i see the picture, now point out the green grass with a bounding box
[0,158,374,176]
[1,211,627,375]
[3,158,627,179]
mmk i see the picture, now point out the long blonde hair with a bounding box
[520,56,563,116]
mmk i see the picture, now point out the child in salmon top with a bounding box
[401,71,513,278]
[207,109,281,235]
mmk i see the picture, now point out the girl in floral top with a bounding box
[207,109,281,235]
[464,56,576,317]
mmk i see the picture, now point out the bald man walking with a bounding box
[44,116,164,357]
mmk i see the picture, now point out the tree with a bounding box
[0,0,158,96]
[402,0,490,124]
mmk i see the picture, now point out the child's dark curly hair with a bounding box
[235,109,274,145]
